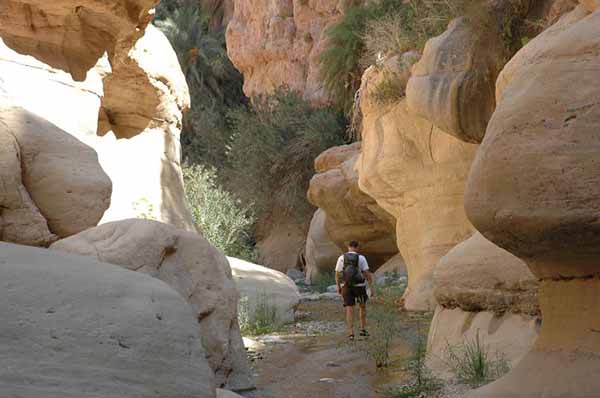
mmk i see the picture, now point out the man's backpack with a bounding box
[342,252,365,287]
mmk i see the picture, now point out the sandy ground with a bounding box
[239,300,445,398]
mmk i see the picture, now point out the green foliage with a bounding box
[226,89,346,219]
[238,292,282,336]
[312,270,336,293]
[154,3,245,168]
[183,164,256,260]
[369,69,408,106]
[443,330,510,387]
[386,322,442,398]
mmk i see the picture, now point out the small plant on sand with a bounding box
[312,270,336,293]
[443,330,510,387]
[386,322,442,398]
[238,291,281,336]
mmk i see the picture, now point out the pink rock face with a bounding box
[465,6,600,398]
[226,0,349,104]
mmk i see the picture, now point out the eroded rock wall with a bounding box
[226,0,355,103]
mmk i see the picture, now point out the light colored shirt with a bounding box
[335,251,369,287]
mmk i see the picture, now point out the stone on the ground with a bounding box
[0,242,214,398]
[229,257,301,323]
[50,219,252,390]
[304,209,341,283]
[357,52,477,311]
[217,389,244,398]
[0,105,111,238]
[465,6,600,397]
[286,267,305,283]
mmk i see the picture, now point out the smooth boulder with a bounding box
[50,219,252,391]
[0,242,214,398]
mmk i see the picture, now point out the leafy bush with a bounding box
[183,164,256,260]
[226,89,346,220]
[443,330,510,387]
[238,292,281,336]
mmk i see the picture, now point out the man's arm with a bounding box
[364,270,375,297]
[335,271,342,295]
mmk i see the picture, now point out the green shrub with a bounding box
[238,292,281,336]
[225,89,346,220]
[183,164,257,260]
[443,330,510,387]
[312,270,336,293]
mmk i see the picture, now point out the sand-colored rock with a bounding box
[427,307,539,379]
[50,219,252,390]
[226,0,350,103]
[0,106,111,238]
[304,209,341,283]
[357,57,478,311]
[406,18,503,143]
[0,242,214,398]
[217,389,244,398]
[434,233,538,315]
[308,143,398,270]
[465,6,600,397]
[229,257,301,323]
[0,28,195,231]
[374,253,407,278]
[255,215,308,272]
[0,130,56,246]
[0,0,158,81]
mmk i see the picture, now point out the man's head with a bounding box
[348,240,360,251]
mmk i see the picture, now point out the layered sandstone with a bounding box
[0,242,214,398]
[356,53,478,311]
[51,219,252,390]
[465,5,600,397]
[308,142,398,271]
[0,25,195,230]
[226,0,353,103]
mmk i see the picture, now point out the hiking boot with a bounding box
[359,329,369,337]
[347,334,355,341]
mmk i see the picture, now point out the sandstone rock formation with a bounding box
[356,53,478,311]
[0,106,111,243]
[0,0,159,82]
[428,233,540,375]
[0,26,195,231]
[50,219,252,390]
[255,215,308,272]
[464,5,600,396]
[228,257,301,323]
[308,142,398,271]
[0,242,214,398]
[374,253,407,278]
[226,0,351,103]
[406,18,503,143]
[304,209,342,283]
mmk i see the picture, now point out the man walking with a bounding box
[335,240,374,340]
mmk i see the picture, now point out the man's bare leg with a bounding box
[346,306,354,337]
[359,303,367,331]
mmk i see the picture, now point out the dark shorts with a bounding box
[342,285,368,307]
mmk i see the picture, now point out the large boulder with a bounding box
[356,54,478,311]
[0,106,111,239]
[0,27,195,231]
[0,242,214,398]
[465,5,600,397]
[226,0,348,104]
[50,219,252,390]
[255,214,308,272]
[406,18,504,143]
[308,142,398,270]
[228,257,301,323]
[0,130,56,246]
[304,209,341,283]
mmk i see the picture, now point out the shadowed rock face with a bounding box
[0,242,215,398]
[356,54,478,311]
[465,5,600,397]
[51,219,253,391]
[308,142,398,271]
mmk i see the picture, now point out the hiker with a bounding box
[335,240,375,340]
